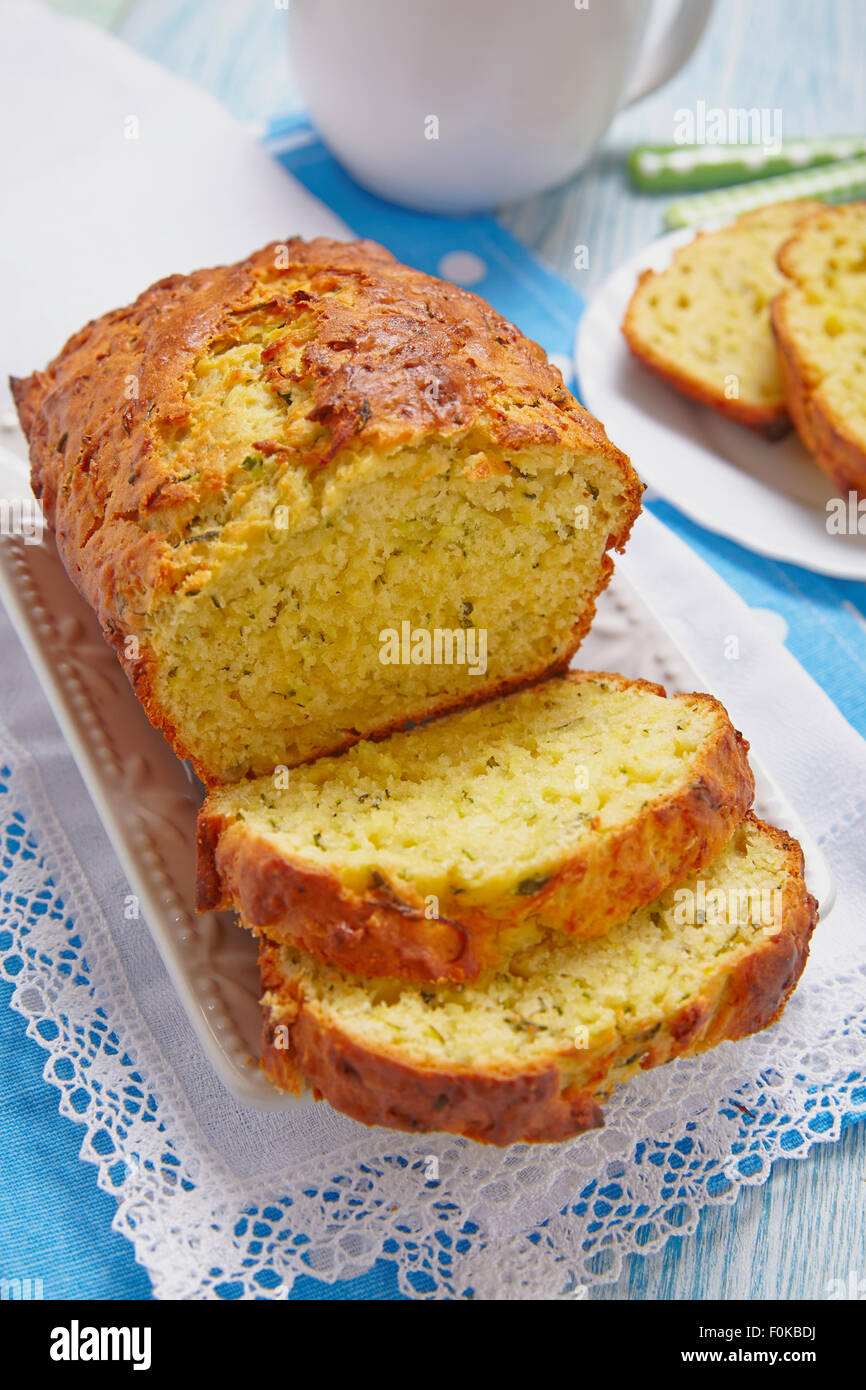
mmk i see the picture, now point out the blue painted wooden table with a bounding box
[19,0,866,1300]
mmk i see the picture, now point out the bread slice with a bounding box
[771,202,866,495]
[622,201,823,437]
[198,672,754,982]
[10,237,641,785]
[259,815,816,1144]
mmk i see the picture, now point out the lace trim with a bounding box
[1,721,864,1300]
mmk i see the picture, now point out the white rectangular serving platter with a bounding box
[0,440,835,1110]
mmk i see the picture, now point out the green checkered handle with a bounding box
[663,156,866,229]
[629,135,866,193]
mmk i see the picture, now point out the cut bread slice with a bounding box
[771,202,866,495]
[11,236,641,784]
[259,815,817,1145]
[198,672,754,982]
[622,201,823,437]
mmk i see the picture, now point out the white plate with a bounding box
[575,227,866,580]
[0,439,835,1109]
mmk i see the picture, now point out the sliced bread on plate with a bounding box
[772,202,866,495]
[259,815,816,1145]
[198,671,755,982]
[622,201,823,437]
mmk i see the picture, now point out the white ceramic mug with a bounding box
[288,0,715,213]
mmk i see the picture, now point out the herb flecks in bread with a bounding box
[198,672,754,982]
[260,815,817,1145]
[11,237,641,784]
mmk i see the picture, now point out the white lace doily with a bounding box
[2,728,864,1299]
[1,512,865,1300]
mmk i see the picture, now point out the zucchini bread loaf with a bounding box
[771,202,866,495]
[198,672,754,982]
[10,237,641,784]
[260,815,817,1144]
[622,201,822,436]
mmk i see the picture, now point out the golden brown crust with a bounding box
[10,236,641,785]
[774,200,866,284]
[259,817,817,1145]
[261,1006,606,1145]
[620,204,826,440]
[778,201,866,494]
[197,672,755,982]
[622,267,790,437]
[771,220,866,497]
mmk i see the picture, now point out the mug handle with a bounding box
[621,0,715,107]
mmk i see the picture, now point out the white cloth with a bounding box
[0,1,864,1300]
